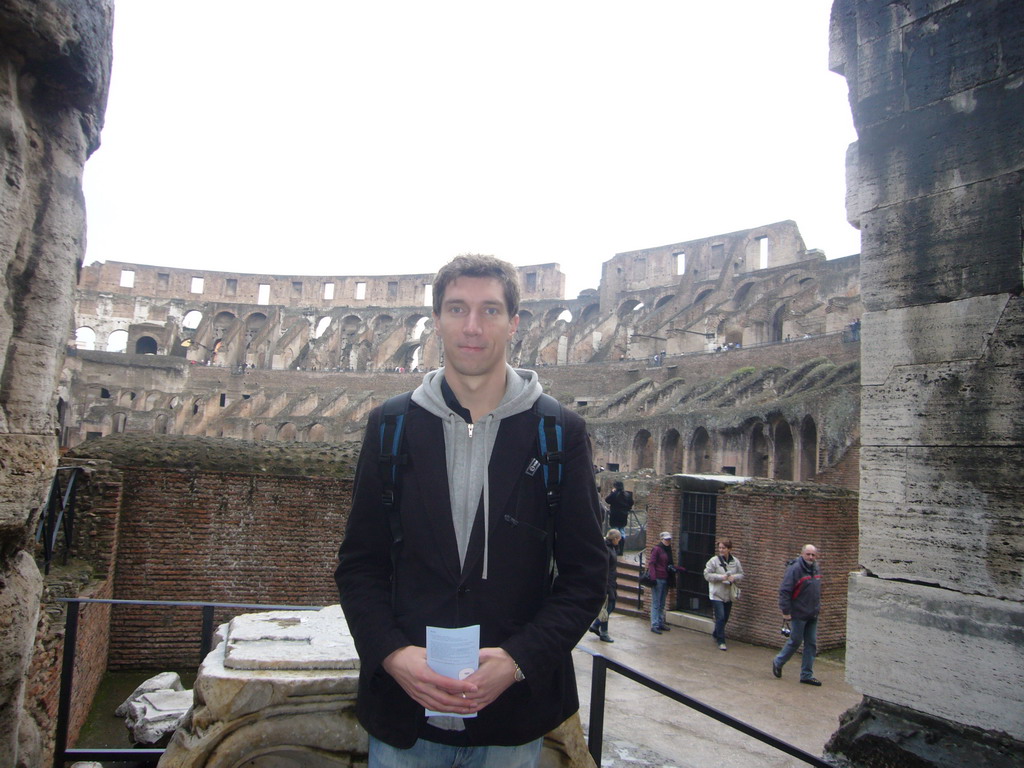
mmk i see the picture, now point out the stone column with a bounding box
[0,2,112,765]
[829,1,1024,764]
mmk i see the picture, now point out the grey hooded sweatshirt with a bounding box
[411,363,543,579]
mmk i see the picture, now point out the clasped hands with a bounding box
[382,645,517,716]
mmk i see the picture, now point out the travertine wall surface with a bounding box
[0,1,112,765]
[830,0,1024,762]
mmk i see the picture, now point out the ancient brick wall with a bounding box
[107,467,351,668]
[640,477,857,651]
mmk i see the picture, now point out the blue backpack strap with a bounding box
[379,392,412,566]
[534,393,563,513]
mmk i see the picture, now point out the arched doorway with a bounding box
[661,429,682,474]
[632,430,654,470]
[800,416,818,480]
[749,423,769,477]
[688,428,712,474]
[774,420,794,480]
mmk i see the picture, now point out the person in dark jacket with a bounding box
[647,531,676,634]
[772,544,823,685]
[335,255,607,768]
[589,529,622,642]
[604,481,633,554]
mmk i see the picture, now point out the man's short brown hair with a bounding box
[433,254,521,317]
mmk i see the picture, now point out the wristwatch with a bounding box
[513,661,526,683]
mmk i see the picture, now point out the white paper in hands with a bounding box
[425,625,480,718]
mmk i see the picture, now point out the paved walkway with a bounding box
[571,611,861,768]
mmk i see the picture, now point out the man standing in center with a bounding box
[336,255,607,768]
[772,544,823,686]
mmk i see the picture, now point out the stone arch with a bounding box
[107,329,128,352]
[307,423,326,442]
[407,314,430,340]
[212,311,237,339]
[154,414,169,434]
[252,423,269,441]
[144,392,161,409]
[770,304,788,342]
[654,294,675,310]
[749,423,769,477]
[244,312,268,343]
[135,336,158,354]
[800,415,818,480]
[688,427,712,474]
[118,390,137,407]
[112,412,127,433]
[543,306,572,325]
[277,423,297,441]
[75,326,97,350]
[693,288,714,306]
[733,281,756,306]
[580,303,600,323]
[182,310,203,330]
[517,309,534,332]
[661,429,682,474]
[773,419,794,480]
[616,299,643,320]
[341,315,361,335]
[632,429,654,470]
[313,316,332,339]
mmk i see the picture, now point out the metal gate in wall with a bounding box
[674,490,717,616]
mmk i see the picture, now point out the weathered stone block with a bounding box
[856,78,1024,215]
[846,574,1024,741]
[859,177,1023,310]
[0,434,58,538]
[860,296,1024,447]
[860,445,1022,599]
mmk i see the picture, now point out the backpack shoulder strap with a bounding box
[533,393,563,513]
[379,392,412,558]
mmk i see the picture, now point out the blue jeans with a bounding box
[650,578,668,628]
[369,735,543,768]
[712,599,732,642]
[773,615,818,680]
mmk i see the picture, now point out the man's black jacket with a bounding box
[335,397,607,748]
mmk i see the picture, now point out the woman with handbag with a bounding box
[703,538,744,650]
[648,532,676,634]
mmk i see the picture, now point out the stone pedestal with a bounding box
[158,606,366,767]
[159,606,595,767]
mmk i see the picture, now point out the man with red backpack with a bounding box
[772,544,822,685]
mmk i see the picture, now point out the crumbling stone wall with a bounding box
[829,0,1024,764]
[0,1,112,765]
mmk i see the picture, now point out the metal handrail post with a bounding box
[587,654,607,766]
[52,600,79,768]
[200,604,216,659]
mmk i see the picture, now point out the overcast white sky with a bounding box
[82,1,859,299]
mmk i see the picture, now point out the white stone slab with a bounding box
[223,604,359,671]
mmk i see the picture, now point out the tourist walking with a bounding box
[648,532,676,634]
[772,544,823,685]
[703,538,744,650]
[590,529,622,642]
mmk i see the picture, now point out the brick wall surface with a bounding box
[108,467,352,668]
[637,478,858,651]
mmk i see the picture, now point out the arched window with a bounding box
[107,329,128,353]
[749,424,769,477]
[135,336,158,354]
[75,327,97,350]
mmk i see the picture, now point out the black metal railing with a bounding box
[53,598,322,768]
[580,647,834,767]
[35,467,84,575]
